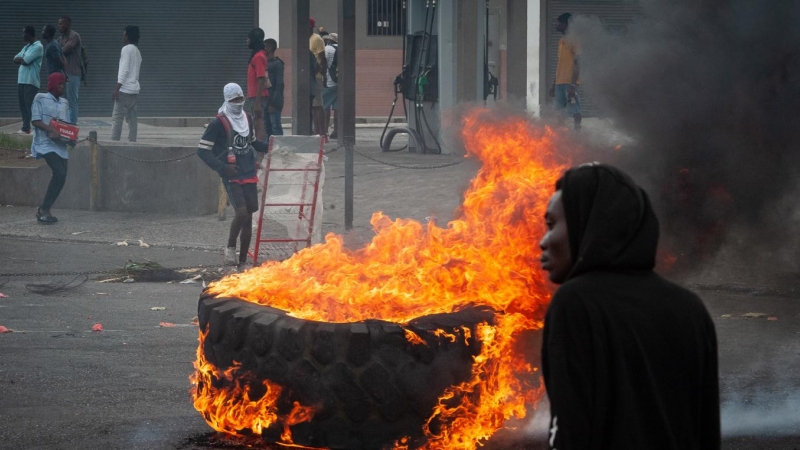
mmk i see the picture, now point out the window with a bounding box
[368,0,406,36]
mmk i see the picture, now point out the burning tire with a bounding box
[197,293,495,449]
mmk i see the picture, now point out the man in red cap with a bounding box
[30,72,71,223]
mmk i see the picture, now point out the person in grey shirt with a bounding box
[58,15,83,124]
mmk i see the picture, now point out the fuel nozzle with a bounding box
[394,74,404,94]
[416,67,433,100]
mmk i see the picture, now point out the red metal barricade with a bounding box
[249,135,325,264]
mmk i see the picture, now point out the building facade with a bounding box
[0,1,639,119]
[0,0,255,118]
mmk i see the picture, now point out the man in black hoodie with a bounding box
[539,163,720,450]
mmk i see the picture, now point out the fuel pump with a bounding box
[381,0,441,154]
[380,0,497,152]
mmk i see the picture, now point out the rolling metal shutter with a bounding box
[545,1,642,117]
[0,0,254,118]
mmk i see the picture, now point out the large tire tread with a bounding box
[198,294,494,449]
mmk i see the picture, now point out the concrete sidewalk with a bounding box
[1,116,798,449]
[0,121,476,261]
[0,116,409,148]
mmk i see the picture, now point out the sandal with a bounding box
[36,209,58,224]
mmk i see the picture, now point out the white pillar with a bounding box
[438,0,457,112]
[476,0,487,101]
[260,0,281,45]
[526,0,540,115]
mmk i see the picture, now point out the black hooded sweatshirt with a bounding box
[542,164,720,450]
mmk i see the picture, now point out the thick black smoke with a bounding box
[569,0,800,269]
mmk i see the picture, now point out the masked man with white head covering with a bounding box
[198,83,269,267]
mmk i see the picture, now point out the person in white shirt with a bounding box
[111,26,142,142]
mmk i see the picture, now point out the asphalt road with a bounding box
[1,236,798,449]
[0,113,798,448]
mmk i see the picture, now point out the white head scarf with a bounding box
[218,83,249,135]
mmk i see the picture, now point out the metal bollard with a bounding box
[89,131,98,211]
[217,180,227,221]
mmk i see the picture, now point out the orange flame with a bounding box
[281,402,318,443]
[189,329,316,440]
[432,328,459,343]
[404,328,428,346]
[193,109,571,448]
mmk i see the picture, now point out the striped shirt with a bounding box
[31,93,70,159]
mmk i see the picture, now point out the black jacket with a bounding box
[197,113,268,182]
[542,164,720,450]
[267,56,285,111]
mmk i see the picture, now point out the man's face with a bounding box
[41,27,48,40]
[58,19,68,34]
[246,37,251,48]
[55,82,66,97]
[556,20,567,33]
[123,30,128,45]
[540,190,572,284]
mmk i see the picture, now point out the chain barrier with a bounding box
[0,263,227,279]
[353,148,463,170]
[323,141,461,170]
[8,134,458,171]
[323,142,346,155]
[95,141,196,164]
[1,137,90,154]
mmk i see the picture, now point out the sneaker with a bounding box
[14,129,31,135]
[224,247,238,266]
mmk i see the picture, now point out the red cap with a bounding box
[309,17,316,28]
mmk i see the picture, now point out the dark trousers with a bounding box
[41,152,68,211]
[264,106,283,141]
[18,84,38,132]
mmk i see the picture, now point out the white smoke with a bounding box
[722,390,800,437]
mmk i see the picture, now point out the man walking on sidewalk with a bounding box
[111,26,142,142]
[197,83,269,268]
[31,73,70,224]
[58,16,83,124]
[14,26,43,135]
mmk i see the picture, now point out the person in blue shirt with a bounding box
[13,26,43,135]
[31,72,70,224]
